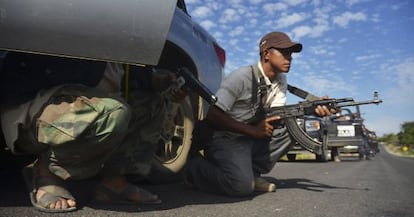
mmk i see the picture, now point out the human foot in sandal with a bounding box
[95,175,161,205]
[23,161,77,213]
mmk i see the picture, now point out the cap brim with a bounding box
[290,43,302,53]
[261,42,303,53]
[275,42,302,52]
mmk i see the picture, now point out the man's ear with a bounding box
[262,49,271,61]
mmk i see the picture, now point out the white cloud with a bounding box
[345,0,362,6]
[391,2,407,10]
[192,6,213,18]
[291,24,329,39]
[220,8,241,23]
[247,18,258,27]
[355,54,382,62]
[229,26,245,37]
[371,13,380,23]
[368,57,414,135]
[228,0,242,5]
[393,57,414,105]
[199,20,216,30]
[333,12,367,28]
[311,0,322,7]
[275,12,308,28]
[309,45,330,55]
[185,0,198,4]
[311,24,330,37]
[229,39,239,46]
[282,0,308,6]
[205,2,225,11]
[296,74,352,97]
[292,25,313,39]
[263,3,288,15]
[249,0,264,4]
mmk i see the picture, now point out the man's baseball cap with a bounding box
[259,32,302,53]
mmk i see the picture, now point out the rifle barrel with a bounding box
[337,99,383,108]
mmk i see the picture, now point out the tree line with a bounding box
[379,121,414,148]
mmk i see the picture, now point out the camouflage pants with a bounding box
[15,85,131,180]
[103,90,173,177]
[17,85,171,180]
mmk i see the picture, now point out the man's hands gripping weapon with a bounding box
[174,67,217,105]
[153,67,217,105]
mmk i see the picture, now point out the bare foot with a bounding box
[35,160,77,211]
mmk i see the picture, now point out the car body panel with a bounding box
[166,7,223,95]
[0,0,224,176]
[0,0,176,65]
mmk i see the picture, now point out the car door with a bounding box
[0,0,176,65]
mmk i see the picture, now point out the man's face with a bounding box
[265,47,294,73]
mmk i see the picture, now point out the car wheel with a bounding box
[315,133,330,162]
[287,154,296,161]
[315,152,329,162]
[358,152,364,160]
[148,97,194,183]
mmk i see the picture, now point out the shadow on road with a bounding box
[88,181,258,212]
[0,154,370,214]
[267,177,366,192]
[0,162,255,213]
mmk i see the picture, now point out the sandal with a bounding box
[94,183,162,205]
[22,163,77,213]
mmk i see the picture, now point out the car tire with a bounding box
[287,154,296,161]
[316,134,329,162]
[148,97,194,183]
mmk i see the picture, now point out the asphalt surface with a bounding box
[0,144,413,217]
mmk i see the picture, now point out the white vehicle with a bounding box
[0,0,225,182]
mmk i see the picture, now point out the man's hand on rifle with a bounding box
[314,95,337,117]
[170,88,188,102]
[253,116,281,138]
[151,68,189,102]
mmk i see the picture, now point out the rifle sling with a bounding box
[246,65,268,124]
[250,65,267,106]
[251,64,319,103]
[287,84,319,101]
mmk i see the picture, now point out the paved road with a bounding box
[1,145,413,217]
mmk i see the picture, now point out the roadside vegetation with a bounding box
[379,121,414,157]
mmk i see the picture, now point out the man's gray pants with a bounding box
[187,127,292,197]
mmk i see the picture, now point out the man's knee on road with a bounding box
[222,174,254,197]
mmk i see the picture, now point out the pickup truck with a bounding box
[287,106,367,162]
[0,0,225,182]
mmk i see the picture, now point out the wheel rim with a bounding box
[153,98,194,172]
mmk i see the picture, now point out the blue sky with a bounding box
[186,0,414,136]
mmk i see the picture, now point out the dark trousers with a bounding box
[187,127,292,196]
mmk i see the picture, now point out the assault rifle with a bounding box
[175,67,218,105]
[264,91,382,156]
[264,91,382,119]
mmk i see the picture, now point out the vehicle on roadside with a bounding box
[286,106,370,162]
[340,124,378,160]
[0,0,225,182]
[365,127,380,154]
